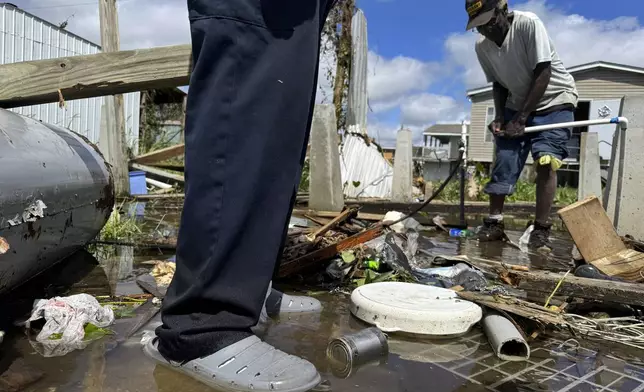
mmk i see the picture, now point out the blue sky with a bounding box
[340,0,644,145]
[25,0,644,146]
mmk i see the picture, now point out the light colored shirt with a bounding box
[475,10,578,113]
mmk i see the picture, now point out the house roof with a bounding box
[423,123,468,137]
[466,61,644,97]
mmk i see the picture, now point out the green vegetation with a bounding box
[432,176,578,206]
[48,323,113,341]
[98,207,143,242]
[298,159,310,193]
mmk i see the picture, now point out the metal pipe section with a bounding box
[0,109,114,295]
[524,116,629,133]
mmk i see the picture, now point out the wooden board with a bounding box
[130,163,184,183]
[509,270,644,305]
[131,144,185,165]
[456,291,566,327]
[278,226,383,278]
[589,249,644,282]
[558,196,627,262]
[0,45,191,108]
[558,196,644,280]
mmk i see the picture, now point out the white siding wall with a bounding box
[0,4,140,153]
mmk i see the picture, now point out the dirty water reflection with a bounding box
[0,228,637,392]
[424,229,575,273]
[4,290,644,392]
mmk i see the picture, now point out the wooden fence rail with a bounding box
[0,44,192,108]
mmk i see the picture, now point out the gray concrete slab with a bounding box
[392,128,413,203]
[309,104,344,212]
[578,132,603,202]
[605,95,644,239]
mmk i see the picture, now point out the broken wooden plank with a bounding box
[130,163,184,183]
[147,163,185,172]
[558,196,644,281]
[131,144,185,165]
[0,44,191,108]
[303,214,331,226]
[456,291,566,327]
[278,226,383,278]
[509,270,644,307]
[307,207,358,241]
[119,193,185,201]
[558,196,627,261]
[589,249,644,282]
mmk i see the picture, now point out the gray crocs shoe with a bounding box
[265,289,322,317]
[144,336,322,392]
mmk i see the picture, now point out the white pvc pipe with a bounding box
[461,120,469,164]
[524,116,629,133]
[146,177,173,189]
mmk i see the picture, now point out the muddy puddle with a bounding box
[0,206,641,392]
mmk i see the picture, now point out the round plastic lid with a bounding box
[349,282,482,337]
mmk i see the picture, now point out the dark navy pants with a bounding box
[156,0,334,362]
[484,108,574,196]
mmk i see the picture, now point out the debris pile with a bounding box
[279,195,644,358]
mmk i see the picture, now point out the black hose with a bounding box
[381,148,465,229]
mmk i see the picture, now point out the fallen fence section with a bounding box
[0,44,191,108]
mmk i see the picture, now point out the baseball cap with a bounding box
[465,0,502,30]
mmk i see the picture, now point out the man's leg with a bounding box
[146,1,333,389]
[528,109,573,250]
[478,111,529,242]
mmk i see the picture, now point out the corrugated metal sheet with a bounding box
[0,4,140,152]
[340,133,393,199]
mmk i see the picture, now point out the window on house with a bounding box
[484,107,495,142]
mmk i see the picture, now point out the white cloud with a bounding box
[445,0,644,88]
[367,51,441,113]
[400,93,468,126]
[19,0,189,49]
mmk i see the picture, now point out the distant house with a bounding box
[418,124,466,182]
[466,61,644,185]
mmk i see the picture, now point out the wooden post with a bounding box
[99,0,129,195]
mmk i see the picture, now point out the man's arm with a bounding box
[515,62,551,123]
[493,82,509,121]
[505,16,553,136]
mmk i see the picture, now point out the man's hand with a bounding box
[487,118,504,136]
[503,114,528,138]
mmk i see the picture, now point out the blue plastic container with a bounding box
[129,171,148,195]
[128,171,147,218]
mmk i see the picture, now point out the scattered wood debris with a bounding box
[558,196,644,282]
[130,143,185,165]
[456,291,567,328]
[506,269,644,308]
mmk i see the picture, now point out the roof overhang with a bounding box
[422,132,468,137]
[465,61,644,98]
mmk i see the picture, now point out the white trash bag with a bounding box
[26,293,115,357]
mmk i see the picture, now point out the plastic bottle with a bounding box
[449,228,474,238]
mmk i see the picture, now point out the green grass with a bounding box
[434,177,577,206]
[99,208,143,242]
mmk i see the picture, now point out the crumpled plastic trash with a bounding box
[26,293,115,357]
[519,225,534,252]
[382,211,423,234]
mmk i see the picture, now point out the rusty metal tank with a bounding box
[0,108,114,294]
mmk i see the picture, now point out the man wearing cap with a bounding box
[465,0,578,250]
